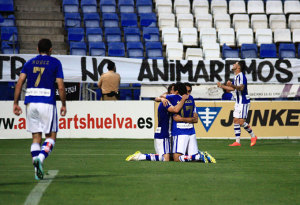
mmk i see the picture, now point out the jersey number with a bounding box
[180,106,193,117]
[33,67,45,87]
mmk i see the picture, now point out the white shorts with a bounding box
[26,103,58,134]
[154,138,171,155]
[172,134,198,156]
[233,103,250,119]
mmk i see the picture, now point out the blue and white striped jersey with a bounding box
[21,55,64,105]
[233,72,250,104]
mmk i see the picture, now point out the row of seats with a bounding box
[155,0,300,16]
[64,12,157,29]
[162,27,300,46]
[63,0,153,14]
[70,41,163,59]
[184,43,300,60]
[160,13,300,32]
[0,4,19,54]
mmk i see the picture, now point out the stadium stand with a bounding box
[4,0,300,60]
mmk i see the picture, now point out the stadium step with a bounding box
[21,42,67,50]
[14,0,61,7]
[19,34,64,42]
[20,49,67,55]
[16,20,62,28]
[16,5,61,12]
[18,27,64,35]
[15,12,64,21]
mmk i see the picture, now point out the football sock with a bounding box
[30,143,41,164]
[242,122,255,138]
[144,154,163,161]
[179,153,200,162]
[234,123,241,143]
[38,138,55,163]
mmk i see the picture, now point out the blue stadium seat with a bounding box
[260,44,277,58]
[118,0,135,13]
[64,13,81,28]
[136,0,153,14]
[0,0,14,12]
[62,0,79,13]
[102,13,119,28]
[68,27,85,42]
[108,42,125,57]
[121,13,138,27]
[1,27,18,42]
[0,15,15,27]
[105,27,122,42]
[139,13,157,27]
[298,46,300,59]
[143,27,160,42]
[124,27,141,42]
[86,28,103,42]
[279,43,296,58]
[81,0,97,13]
[1,41,19,54]
[145,42,163,59]
[83,13,100,28]
[127,42,144,58]
[100,0,116,13]
[241,44,258,59]
[222,44,239,59]
[70,42,87,56]
[89,42,106,56]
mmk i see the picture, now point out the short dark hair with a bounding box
[107,62,116,71]
[38,39,52,54]
[174,82,187,96]
[167,83,175,94]
[184,82,192,91]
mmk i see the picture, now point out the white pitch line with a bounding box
[24,170,59,205]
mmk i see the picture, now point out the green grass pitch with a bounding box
[0,139,299,205]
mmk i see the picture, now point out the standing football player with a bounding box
[217,62,257,146]
[13,39,66,180]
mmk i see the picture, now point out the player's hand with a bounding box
[217,82,222,88]
[60,106,67,116]
[182,94,189,100]
[226,81,232,87]
[161,98,168,107]
[13,104,22,116]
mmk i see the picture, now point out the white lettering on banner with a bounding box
[176,123,193,129]
[25,88,51,97]
[1,54,300,84]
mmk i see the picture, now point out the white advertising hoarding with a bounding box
[0,101,154,139]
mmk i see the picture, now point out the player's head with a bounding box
[232,62,241,73]
[184,82,192,94]
[167,83,175,94]
[107,62,116,71]
[174,82,187,96]
[38,39,52,55]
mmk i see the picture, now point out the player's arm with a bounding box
[167,94,189,113]
[155,93,167,102]
[217,81,235,91]
[227,81,244,91]
[173,112,198,123]
[13,73,27,116]
[57,78,67,116]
